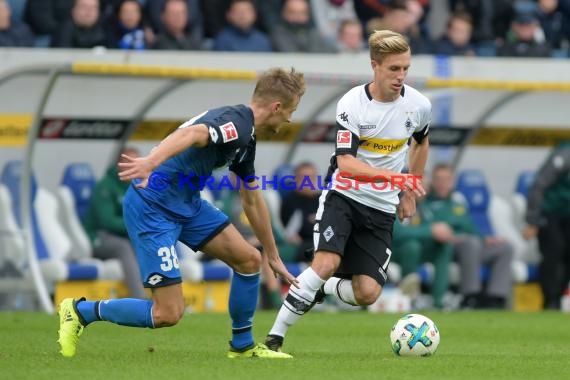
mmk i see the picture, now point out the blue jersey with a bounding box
[135,104,256,219]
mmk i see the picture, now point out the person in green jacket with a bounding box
[393,163,514,309]
[523,140,570,309]
[83,147,146,299]
[392,198,455,309]
[432,164,513,309]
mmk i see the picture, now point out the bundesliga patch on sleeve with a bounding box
[220,122,239,143]
[336,130,352,148]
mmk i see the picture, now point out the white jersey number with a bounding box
[158,245,180,272]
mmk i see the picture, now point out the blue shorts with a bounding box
[123,187,230,288]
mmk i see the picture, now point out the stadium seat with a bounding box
[56,185,92,262]
[511,171,539,241]
[0,184,25,272]
[512,170,535,229]
[58,163,97,262]
[456,169,538,282]
[488,171,541,273]
[1,161,120,283]
[455,169,494,236]
[60,163,97,223]
[510,171,540,273]
[262,188,286,232]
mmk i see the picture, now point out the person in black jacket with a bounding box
[105,0,151,49]
[152,0,202,50]
[523,141,570,309]
[433,11,475,56]
[497,1,552,57]
[24,0,74,37]
[0,0,34,47]
[51,0,106,48]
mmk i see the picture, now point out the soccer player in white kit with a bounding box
[265,30,431,354]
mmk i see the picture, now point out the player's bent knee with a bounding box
[232,247,261,274]
[354,284,382,306]
[312,252,341,278]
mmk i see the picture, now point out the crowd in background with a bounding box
[1,0,569,57]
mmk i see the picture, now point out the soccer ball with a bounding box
[390,313,440,357]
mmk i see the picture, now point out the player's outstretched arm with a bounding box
[239,181,299,287]
[118,124,210,187]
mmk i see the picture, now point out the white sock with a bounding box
[324,277,358,306]
[268,267,325,338]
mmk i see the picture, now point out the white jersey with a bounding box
[328,83,431,213]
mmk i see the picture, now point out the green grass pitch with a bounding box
[1,311,568,380]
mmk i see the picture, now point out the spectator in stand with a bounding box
[561,0,570,47]
[213,0,272,52]
[433,11,475,56]
[355,0,430,38]
[0,0,35,47]
[106,0,152,50]
[145,0,202,42]
[336,18,366,53]
[433,164,513,309]
[365,1,431,54]
[200,0,231,38]
[270,0,337,53]
[24,0,74,37]
[256,0,286,35]
[51,0,106,48]
[497,0,552,57]
[310,0,358,45]
[449,0,495,45]
[153,0,202,50]
[537,0,569,51]
[353,0,390,27]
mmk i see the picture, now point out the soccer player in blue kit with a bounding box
[57,68,305,359]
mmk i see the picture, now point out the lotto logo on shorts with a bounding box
[337,130,352,149]
[147,274,163,286]
[220,122,238,143]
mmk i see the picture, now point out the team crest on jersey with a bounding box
[404,111,416,132]
[220,122,238,143]
[405,117,413,132]
[336,130,352,148]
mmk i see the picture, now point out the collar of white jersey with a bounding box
[364,83,406,103]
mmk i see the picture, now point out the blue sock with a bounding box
[77,298,154,328]
[229,271,260,350]
[76,300,98,325]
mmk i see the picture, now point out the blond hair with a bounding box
[252,68,306,107]
[368,30,410,63]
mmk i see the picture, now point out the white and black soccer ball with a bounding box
[390,313,440,357]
